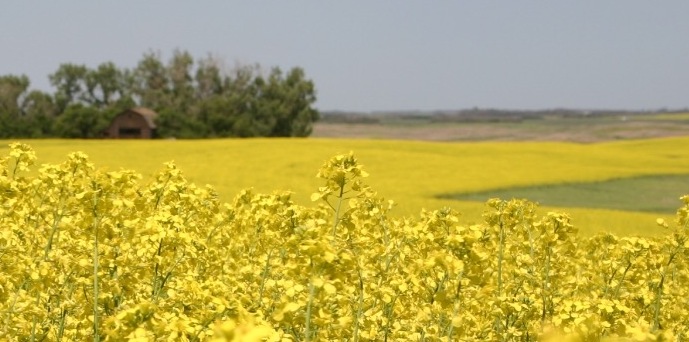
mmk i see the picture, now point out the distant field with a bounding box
[3,137,689,237]
[639,112,689,121]
[313,113,689,142]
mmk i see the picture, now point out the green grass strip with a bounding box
[441,174,689,214]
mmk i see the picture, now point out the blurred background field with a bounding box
[3,135,689,237]
[313,110,689,142]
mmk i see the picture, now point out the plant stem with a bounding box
[305,271,316,342]
[353,269,364,342]
[92,195,101,342]
[332,184,345,237]
[30,294,38,341]
[4,279,28,336]
[258,250,273,309]
[652,273,665,332]
[496,216,505,339]
[447,270,464,339]
[12,154,22,178]
[542,246,551,321]
[613,261,633,298]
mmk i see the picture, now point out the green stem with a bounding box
[542,246,551,321]
[57,308,67,341]
[4,279,28,336]
[497,222,505,296]
[44,212,64,259]
[304,272,316,342]
[92,195,101,342]
[57,280,76,341]
[613,261,633,298]
[652,248,680,332]
[151,239,164,298]
[603,265,619,297]
[353,269,364,342]
[30,293,38,341]
[11,154,22,178]
[446,270,464,339]
[154,174,172,210]
[257,250,273,309]
[332,185,345,237]
[652,273,665,332]
[496,217,505,339]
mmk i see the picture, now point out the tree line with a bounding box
[0,50,319,138]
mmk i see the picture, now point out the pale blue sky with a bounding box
[1,2,688,112]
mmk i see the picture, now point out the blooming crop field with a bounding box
[3,137,689,236]
[1,142,689,340]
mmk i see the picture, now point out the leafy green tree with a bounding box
[0,50,321,139]
[195,54,224,100]
[196,95,233,137]
[49,63,88,113]
[155,108,207,139]
[250,67,319,137]
[20,90,58,137]
[53,104,109,138]
[167,50,195,110]
[0,74,30,116]
[132,51,170,110]
[21,90,56,117]
[0,75,51,138]
[84,62,130,108]
[247,72,279,135]
[50,63,135,138]
[278,67,319,137]
[192,64,247,137]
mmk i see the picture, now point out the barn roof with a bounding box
[127,107,158,129]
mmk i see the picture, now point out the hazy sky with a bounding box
[2,2,688,112]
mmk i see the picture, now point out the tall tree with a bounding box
[133,51,170,110]
[49,63,88,113]
[251,67,319,137]
[20,90,57,136]
[194,54,224,100]
[0,50,321,139]
[21,90,56,117]
[167,50,195,110]
[84,62,128,108]
[0,75,34,137]
[53,104,108,138]
[0,74,30,116]
[192,64,260,138]
[278,67,319,137]
[155,108,208,138]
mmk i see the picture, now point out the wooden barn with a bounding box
[104,107,158,139]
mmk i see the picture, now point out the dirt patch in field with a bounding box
[312,120,689,143]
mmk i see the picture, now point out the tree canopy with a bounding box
[0,50,319,138]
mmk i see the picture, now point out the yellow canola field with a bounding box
[3,136,689,236]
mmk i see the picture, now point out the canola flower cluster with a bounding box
[0,143,688,341]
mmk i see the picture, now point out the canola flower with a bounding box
[0,143,687,341]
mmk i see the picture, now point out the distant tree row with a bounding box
[0,50,319,138]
